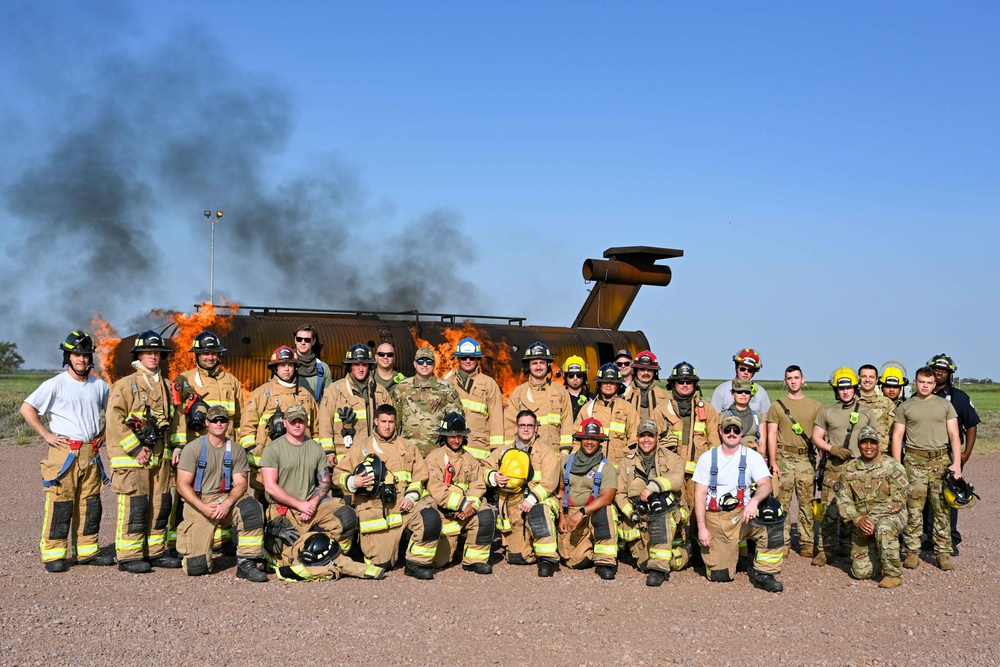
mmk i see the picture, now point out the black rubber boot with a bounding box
[595,565,616,580]
[44,560,67,573]
[236,559,268,583]
[462,562,493,575]
[645,569,668,587]
[749,568,784,593]
[118,559,152,574]
[404,561,434,580]
[537,560,555,577]
[148,554,182,569]
[79,553,115,567]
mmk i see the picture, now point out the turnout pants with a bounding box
[817,461,851,555]
[776,449,815,551]
[357,496,444,568]
[903,451,952,555]
[496,493,558,564]
[620,506,687,572]
[39,446,104,563]
[111,459,172,562]
[558,506,617,568]
[176,492,265,575]
[850,513,906,579]
[701,507,784,582]
[433,507,496,568]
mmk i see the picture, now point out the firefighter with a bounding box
[623,350,671,428]
[21,331,113,572]
[174,406,267,582]
[168,330,244,554]
[393,347,464,455]
[443,337,504,460]
[486,409,561,576]
[558,418,619,579]
[810,367,878,566]
[710,348,771,414]
[334,403,445,579]
[424,412,496,574]
[317,343,392,466]
[239,345,319,493]
[573,363,640,467]
[504,342,574,454]
[293,323,331,403]
[261,404,381,582]
[616,420,686,585]
[104,330,180,573]
[857,364,897,452]
[373,342,405,392]
[561,356,592,420]
[879,365,908,408]
[694,415,784,592]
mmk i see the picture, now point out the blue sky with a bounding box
[1,2,997,379]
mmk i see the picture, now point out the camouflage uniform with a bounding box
[836,437,908,580]
[392,376,463,455]
[858,393,896,453]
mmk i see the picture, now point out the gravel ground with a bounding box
[1,440,996,667]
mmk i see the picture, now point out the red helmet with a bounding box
[574,418,608,441]
[268,345,299,369]
[733,348,761,371]
[632,350,660,370]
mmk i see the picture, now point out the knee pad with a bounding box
[333,504,358,538]
[128,495,150,535]
[762,522,784,550]
[526,504,551,539]
[590,507,613,542]
[475,509,496,545]
[48,501,73,541]
[709,568,733,583]
[184,554,210,576]
[154,493,172,531]
[419,508,443,542]
[83,496,102,536]
[648,511,669,545]
[237,498,265,532]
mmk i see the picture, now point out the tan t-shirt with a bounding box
[893,395,957,451]
[258,435,327,502]
[564,457,617,508]
[177,436,250,497]
[815,401,876,458]
[766,394,822,447]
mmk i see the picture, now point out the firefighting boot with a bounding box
[404,561,435,580]
[749,568,784,593]
[44,560,67,573]
[537,559,556,577]
[595,565,616,580]
[79,553,116,567]
[646,569,669,587]
[149,554,182,569]
[462,563,493,575]
[236,559,269,583]
[119,560,152,574]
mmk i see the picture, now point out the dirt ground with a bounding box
[1,440,996,667]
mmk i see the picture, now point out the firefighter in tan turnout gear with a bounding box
[486,409,561,576]
[504,342,574,454]
[240,345,319,492]
[424,412,496,573]
[174,405,267,582]
[623,350,672,429]
[335,403,446,579]
[573,362,639,467]
[443,337,504,461]
[21,331,113,572]
[317,343,392,465]
[105,330,181,573]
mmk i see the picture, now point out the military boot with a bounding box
[645,569,669,587]
[595,565,616,580]
[118,559,152,574]
[44,560,67,573]
[902,552,920,569]
[811,552,828,567]
[236,559,269,583]
[879,576,902,588]
[462,563,493,575]
[404,561,435,580]
[936,554,954,571]
[835,543,852,558]
[800,544,815,558]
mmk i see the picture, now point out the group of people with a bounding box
[22,327,981,592]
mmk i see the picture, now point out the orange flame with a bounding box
[410,321,522,400]
[159,301,240,380]
[89,312,121,385]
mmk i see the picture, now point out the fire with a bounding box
[160,301,240,380]
[89,312,121,384]
[410,321,522,400]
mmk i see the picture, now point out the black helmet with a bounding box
[130,330,172,357]
[59,330,97,367]
[927,354,957,373]
[943,473,979,510]
[752,496,786,526]
[438,412,471,438]
[522,341,554,363]
[594,362,624,384]
[352,453,387,497]
[344,343,375,365]
[666,361,699,387]
[190,331,227,354]
[299,531,340,567]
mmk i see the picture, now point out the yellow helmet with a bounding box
[499,449,532,491]
[830,367,859,388]
[878,365,908,388]
[562,355,588,375]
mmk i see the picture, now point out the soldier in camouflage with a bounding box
[857,365,897,453]
[392,347,464,455]
[835,426,909,588]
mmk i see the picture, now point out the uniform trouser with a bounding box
[850,513,906,579]
[432,506,495,567]
[817,462,850,554]
[776,450,815,550]
[111,460,172,562]
[177,492,265,575]
[357,496,444,568]
[271,497,357,554]
[620,507,686,572]
[496,494,558,564]
[701,507,784,582]
[269,529,382,581]
[558,506,617,567]
[903,453,951,555]
[39,449,104,563]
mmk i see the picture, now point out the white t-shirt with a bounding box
[25,371,110,441]
[692,444,770,499]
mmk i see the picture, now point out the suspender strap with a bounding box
[776,399,812,447]
[194,436,209,494]
[194,436,234,494]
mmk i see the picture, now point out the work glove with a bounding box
[337,407,357,425]
[264,522,300,547]
[829,446,853,461]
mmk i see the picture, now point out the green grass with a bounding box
[0,371,55,442]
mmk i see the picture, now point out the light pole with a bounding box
[204,210,224,304]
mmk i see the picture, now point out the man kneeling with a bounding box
[175,406,267,582]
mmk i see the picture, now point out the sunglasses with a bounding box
[207,417,230,424]
[376,352,394,358]
[415,359,434,366]
[722,426,743,435]
[294,337,314,343]
[675,379,694,386]
[565,372,584,379]
[733,390,751,395]
[616,361,631,367]
[456,356,476,362]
